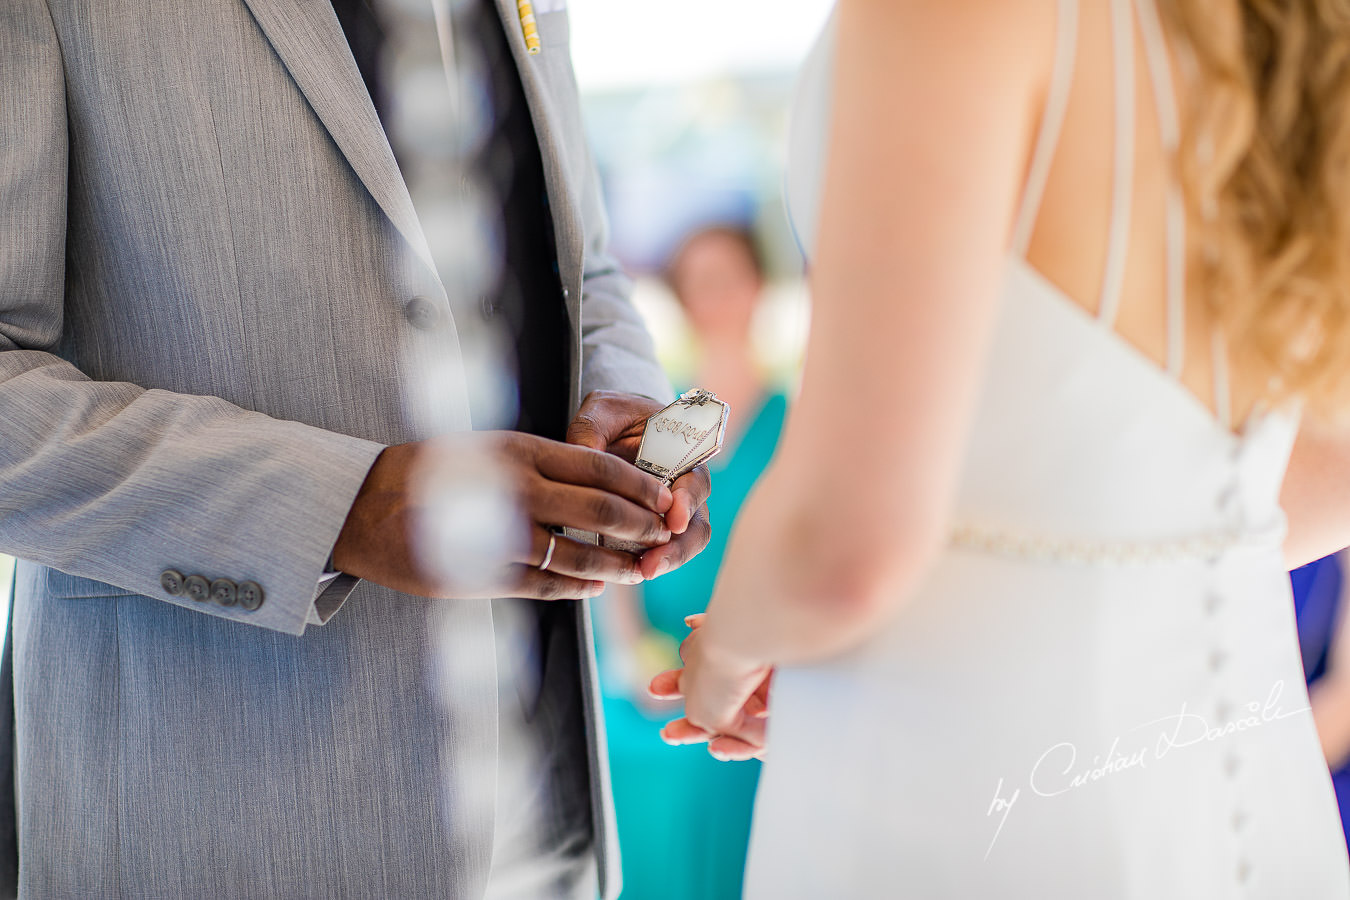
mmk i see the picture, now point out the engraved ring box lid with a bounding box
[570,389,730,554]
[634,389,730,485]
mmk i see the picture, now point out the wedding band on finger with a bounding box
[539,530,559,572]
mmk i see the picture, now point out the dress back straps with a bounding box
[1009,0,1078,257]
[1211,330,1233,431]
[1096,0,1137,330]
[1011,0,1231,427]
[1133,0,1187,379]
[1134,0,1233,424]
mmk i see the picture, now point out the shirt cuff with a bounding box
[311,549,342,624]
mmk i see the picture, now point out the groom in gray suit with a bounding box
[0,0,711,897]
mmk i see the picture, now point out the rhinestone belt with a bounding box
[949,520,1286,566]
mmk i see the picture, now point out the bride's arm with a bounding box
[1281,424,1350,570]
[691,0,1055,678]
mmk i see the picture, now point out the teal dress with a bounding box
[600,393,788,900]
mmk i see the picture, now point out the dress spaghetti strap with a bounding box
[1134,0,1233,424]
[1010,0,1233,429]
[1009,0,1078,258]
[1132,0,1188,378]
[1096,0,1137,328]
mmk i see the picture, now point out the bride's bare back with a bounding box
[1024,0,1250,428]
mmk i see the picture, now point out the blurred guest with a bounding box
[598,226,787,899]
[1296,553,1350,849]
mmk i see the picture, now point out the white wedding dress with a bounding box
[751,1,1350,896]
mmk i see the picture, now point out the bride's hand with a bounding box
[649,613,774,761]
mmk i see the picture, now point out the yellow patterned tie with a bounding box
[516,0,541,55]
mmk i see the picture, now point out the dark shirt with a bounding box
[331,0,572,442]
[328,9,597,886]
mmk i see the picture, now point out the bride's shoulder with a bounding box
[864,0,1059,32]
[842,0,1060,78]
[836,0,1060,101]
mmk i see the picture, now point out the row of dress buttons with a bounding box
[160,569,264,611]
[1205,587,1251,887]
[1208,460,1251,888]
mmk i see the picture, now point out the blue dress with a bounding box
[599,393,787,900]
[1292,554,1350,852]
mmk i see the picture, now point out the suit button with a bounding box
[238,581,265,611]
[561,286,570,302]
[184,574,211,602]
[210,578,238,607]
[481,295,498,320]
[160,569,186,596]
[404,297,440,330]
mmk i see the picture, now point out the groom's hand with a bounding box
[567,390,713,580]
[332,432,674,600]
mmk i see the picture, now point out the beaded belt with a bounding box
[949,519,1286,566]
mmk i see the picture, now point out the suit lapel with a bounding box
[238,0,439,279]
[488,0,584,290]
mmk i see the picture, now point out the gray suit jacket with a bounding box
[0,0,668,896]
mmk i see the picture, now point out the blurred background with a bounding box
[567,0,830,387]
[568,4,828,897]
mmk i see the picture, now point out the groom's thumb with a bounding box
[565,413,608,451]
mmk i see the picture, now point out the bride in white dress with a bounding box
[650,0,1350,896]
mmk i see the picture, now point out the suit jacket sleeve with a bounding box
[0,0,385,637]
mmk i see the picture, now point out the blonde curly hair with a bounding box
[1159,0,1350,421]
